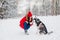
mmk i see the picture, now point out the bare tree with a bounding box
[0,0,8,19]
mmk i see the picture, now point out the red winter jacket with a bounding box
[19,11,33,29]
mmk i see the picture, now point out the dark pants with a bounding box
[24,22,30,33]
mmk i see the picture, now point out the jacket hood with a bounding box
[27,11,32,17]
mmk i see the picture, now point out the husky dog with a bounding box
[34,17,48,34]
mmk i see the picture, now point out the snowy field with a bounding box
[0,16,60,40]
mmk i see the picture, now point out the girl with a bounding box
[20,11,33,35]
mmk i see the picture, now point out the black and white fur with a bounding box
[34,17,48,34]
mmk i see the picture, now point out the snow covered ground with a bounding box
[0,15,60,40]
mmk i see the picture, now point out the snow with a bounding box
[0,16,60,40]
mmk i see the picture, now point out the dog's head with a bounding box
[34,18,40,22]
[34,18,41,26]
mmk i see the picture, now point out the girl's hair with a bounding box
[26,15,28,21]
[26,15,33,22]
